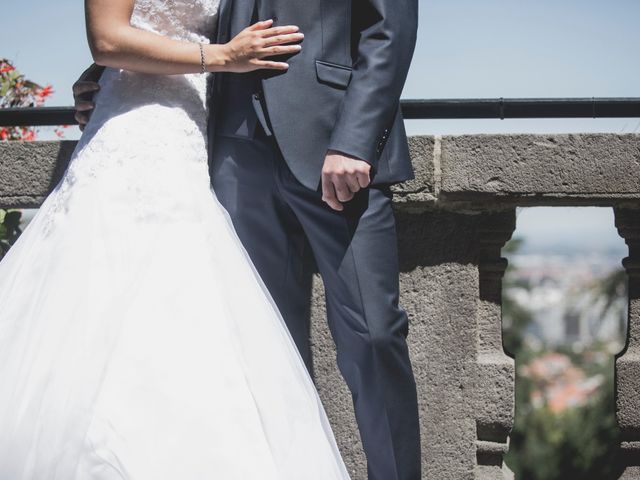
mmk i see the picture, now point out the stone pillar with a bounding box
[474,211,516,480]
[396,209,482,480]
[615,208,640,479]
[311,207,516,480]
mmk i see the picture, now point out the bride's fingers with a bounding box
[251,60,290,71]
[263,32,304,47]
[248,19,274,31]
[259,45,302,57]
[261,25,300,38]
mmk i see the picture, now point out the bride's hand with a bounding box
[222,19,304,73]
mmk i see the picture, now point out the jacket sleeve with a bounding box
[327,0,418,168]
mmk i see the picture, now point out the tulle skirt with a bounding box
[0,69,350,480]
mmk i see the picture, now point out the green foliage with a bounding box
[0,209,22,260]
[505,350,621,480]
[502,237,534,356]
[502,238,624,479]
[0,58,62,141]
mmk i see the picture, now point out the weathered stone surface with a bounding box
[615,208,640,479]
[4,134,640,209]
[391,135,438,205]
[441,134,640,202]
[398,211,482,480]
[0,141,74,207]
[473,211,516,480]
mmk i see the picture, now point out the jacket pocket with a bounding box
[315,60,353,89]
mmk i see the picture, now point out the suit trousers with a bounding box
[210,127,421,480]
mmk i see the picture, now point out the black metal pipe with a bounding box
[400,98,640,120]
[1,98,640,127]
[0,107,77,127]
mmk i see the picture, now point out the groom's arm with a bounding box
[320,0,418,211]
[327,0,418,167]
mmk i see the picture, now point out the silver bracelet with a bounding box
[199,43,206,74]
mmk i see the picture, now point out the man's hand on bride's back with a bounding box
[73,63,104,131]
[223,19,303,73]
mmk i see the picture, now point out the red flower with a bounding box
[0,60,57,141]
[21,129,36,142]
[36,85,54,99]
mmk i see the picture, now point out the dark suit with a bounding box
[209,0,421,478]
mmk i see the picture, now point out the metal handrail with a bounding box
[1,98,640,127]
[0,107,77,128]
[400,98,640,120]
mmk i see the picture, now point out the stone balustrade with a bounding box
[1,133,639,479]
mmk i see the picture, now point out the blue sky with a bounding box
[2,0,638,252]
[3,0,638,135]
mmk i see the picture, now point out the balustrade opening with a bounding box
[502,206,627,480]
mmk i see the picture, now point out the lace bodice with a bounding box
[131,0,220,43]
[43,1,223,233]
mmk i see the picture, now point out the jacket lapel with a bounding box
[216,0,233,44]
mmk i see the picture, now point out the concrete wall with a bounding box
[2,134,640,479]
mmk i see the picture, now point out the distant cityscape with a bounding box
[505,251,626,350]
[503,226,627,414]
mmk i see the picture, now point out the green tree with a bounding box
[502,237,534,357]
[0,209,23,260]
[502,237,623,479]
[506,354,621,480]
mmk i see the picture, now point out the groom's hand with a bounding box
[73,64,104,131]
[321,150,371,211]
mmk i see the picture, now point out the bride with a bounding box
[0,0,350,478]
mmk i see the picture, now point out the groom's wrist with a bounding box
[327,138,376,170]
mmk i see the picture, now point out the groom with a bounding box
[75,0,420,478]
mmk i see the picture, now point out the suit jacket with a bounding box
[211,0,419,190]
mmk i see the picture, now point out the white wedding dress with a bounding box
[0,1,351,479]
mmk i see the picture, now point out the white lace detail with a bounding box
[43,0,220,234]
[131,0,219,42]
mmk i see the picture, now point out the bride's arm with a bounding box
[85,0,304,74]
